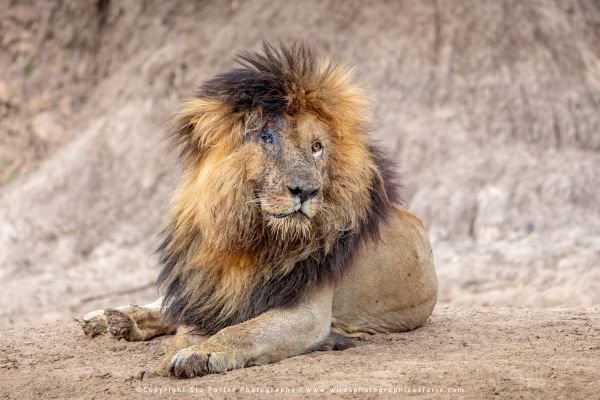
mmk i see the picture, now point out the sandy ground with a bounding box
[1,306,599,400]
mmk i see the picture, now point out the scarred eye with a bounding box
[311,141,323,156]
[260,132,274,144]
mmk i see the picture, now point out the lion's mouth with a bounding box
[272,210,306,219]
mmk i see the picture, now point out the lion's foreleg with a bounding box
[159,286,333,378]
[79,297,176,341]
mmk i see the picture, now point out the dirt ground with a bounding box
[1,307,599,399]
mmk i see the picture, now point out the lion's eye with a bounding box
[311,141,323,156]
[260,132,274,144]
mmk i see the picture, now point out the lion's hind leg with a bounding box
[79,297,176,341]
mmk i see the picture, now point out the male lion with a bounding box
[80,43,438,378]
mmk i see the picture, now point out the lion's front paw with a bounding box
[78,308,140,341]
[162,345,243,378]
[104,308,137,340]
[79,309,108,337]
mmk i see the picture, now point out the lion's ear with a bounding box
[169,98,244,160]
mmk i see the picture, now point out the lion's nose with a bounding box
[288,186,320,203]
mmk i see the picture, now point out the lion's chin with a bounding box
[265,211,314,240]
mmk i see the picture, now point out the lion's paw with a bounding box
[78,309,108,338]
[105,308,138,340]
[78,308,141,341]
[162,346,243,378]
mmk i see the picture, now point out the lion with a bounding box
[79,42,438,378]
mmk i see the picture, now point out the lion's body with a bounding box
[80,43,437,378]
[332,206,437,336]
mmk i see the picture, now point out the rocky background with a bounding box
[1,0,599,327]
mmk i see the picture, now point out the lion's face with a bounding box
[248,113,330,234]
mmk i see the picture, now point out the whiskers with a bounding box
[245,197,263,206]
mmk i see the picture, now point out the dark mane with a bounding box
[197,42,317,114]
